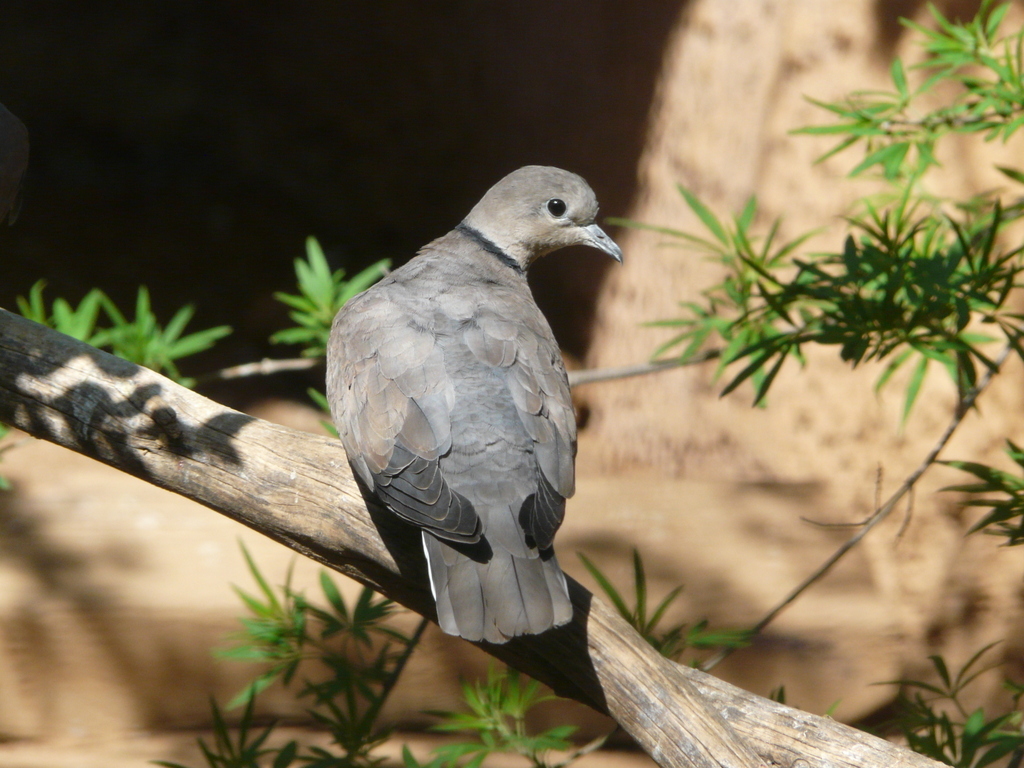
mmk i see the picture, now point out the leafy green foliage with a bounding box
[722,192,1022,417]
[169,544,420,768]
[629,3,1024,417]
[91,287,232,386]
[286,238,372,430]
[578,549,752,662]
[943,440,1024,545]
[153,696,279,768]
[797,0,1024,182]
[271,236,390,358]
[16,280,106,344]
[610,194,817,407]
[16,280,230,386]
[876,644,1024,767]
[165,547,608,768]
[632,184,1024,416]
[409,666,596,768]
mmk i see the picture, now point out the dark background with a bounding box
[0,1,683,398]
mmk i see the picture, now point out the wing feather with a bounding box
[461,309,576,551]
[327,292,480,542]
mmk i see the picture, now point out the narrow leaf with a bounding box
[892,58,909,100]
[902,354,929,424]
[677,185,729,245]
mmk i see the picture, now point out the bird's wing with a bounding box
[463,308,576,550]
[327,289,481,542]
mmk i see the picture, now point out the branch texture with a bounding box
[0,309,941,768]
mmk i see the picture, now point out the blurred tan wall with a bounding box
[582,0,1024,719]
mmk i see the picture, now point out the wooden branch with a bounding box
[0,309,941,768]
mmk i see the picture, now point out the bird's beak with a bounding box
[583,223,624,263]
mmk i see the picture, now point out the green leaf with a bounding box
[578,552,631,621]
[737,195,757,232]
[986,1,1011,35]
[166,325,232,359]
[850,142,911,179]
[753,352,787,406]
[340,258,392,302]
[902,354,929,424]
[875,348,913,392]
[677,185,730,245]
[162,304,195,343]
[720,348,777,400]
[271,238,388,358]
[931,653,953,690]
[226,675,275,710]
[647,585,684,633]
[16,280,47,323]
[996,165,1024,184]
[307,387,330,413]
[607,216,723,251]
[632,548,647,628]
[892,57,909,100]
[809,133,861,164]
[273,740,299,768]
[240,541,282,613]
[319,571,350,621]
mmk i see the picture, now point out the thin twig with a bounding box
[798,517,868,529]
[894,486,914,544]
[191,350,717,390]
[878,103,1024,133]
[194,357,321,385]
[701,341,1014,673]
[568,360,679,387]
[568,349,719,388]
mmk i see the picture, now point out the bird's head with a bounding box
[461,165,623,271]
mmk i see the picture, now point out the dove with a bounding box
[326,165,622,643]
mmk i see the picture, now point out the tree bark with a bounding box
[0,308,940,768]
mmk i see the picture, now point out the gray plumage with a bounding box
[326,166,622,643]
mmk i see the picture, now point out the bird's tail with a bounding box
[422,532,572,644]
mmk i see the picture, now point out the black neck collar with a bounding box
[455,222,524,275]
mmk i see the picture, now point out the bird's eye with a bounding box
[546,198,567,217]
